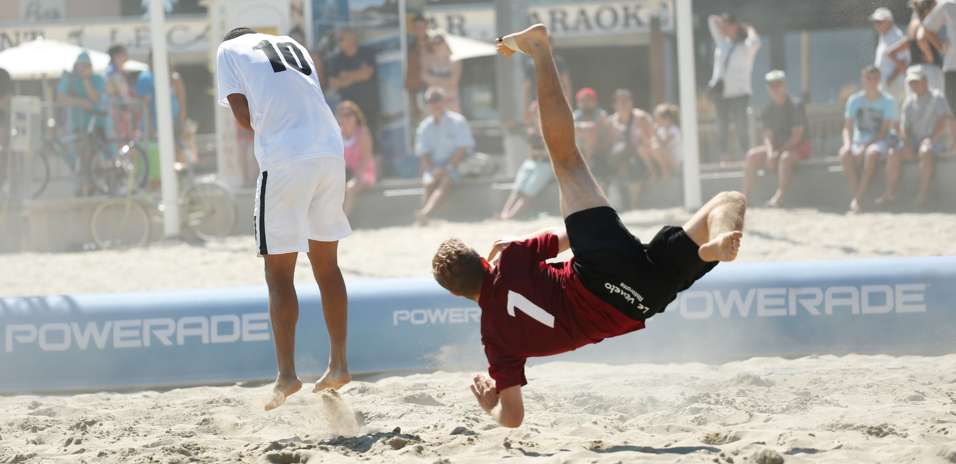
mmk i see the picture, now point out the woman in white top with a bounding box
[421,32,463,113]
[708,13,761,161]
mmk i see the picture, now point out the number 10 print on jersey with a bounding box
[253,40,312,76]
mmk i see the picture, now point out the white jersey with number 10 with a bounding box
[216,33,343,171]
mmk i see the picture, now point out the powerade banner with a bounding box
[1,257,954,394]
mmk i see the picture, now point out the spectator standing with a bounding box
[707,13,761,161]
[839,66,898,214]
[421,32,462,113]
[651,103,682,181]
[499,99,553,220]
[887,1,945,99]
[406,14,429,122]
[414,87,475,225]
[327,28,380,135]
[338,100,377,217]
[872,7,910,103]
[105,45,135,140]
[881,65,951,207]
[921,0,956,147]
[606,89,654,208]
[742,70,811,208]
[572,87,608,167]
[56,52,106,196]
[135,54,187,157]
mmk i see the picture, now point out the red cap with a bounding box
[576,87,597,100]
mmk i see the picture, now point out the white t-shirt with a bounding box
[875,26,909,85]
[924,0,956,71]
[708,16,762,98]
[216,33,343,171]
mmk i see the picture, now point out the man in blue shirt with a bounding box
[415,86,475,224]
[56,52,107,195]
[134,52,188,141]
[839,65,898,213]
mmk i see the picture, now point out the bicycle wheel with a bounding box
[27,152,51,199]
[181,181,237,240]
[90,198,151,249]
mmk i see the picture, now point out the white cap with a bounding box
[870,7,893,22]
[906,65,928,82]
[765,70,786,83]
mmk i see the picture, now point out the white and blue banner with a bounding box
[1,257,954,394]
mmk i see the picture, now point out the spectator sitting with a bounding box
[421,31,463,113]
[572,87,608,166]
[742,70,811,208]
[839,66,898,214]
[606,89,654,208]
[871,7,910,103]
[499,100,553,220]
[651,103,682,181]
[415,86,475,225]
[880,65,951,208]
[338,100,377,217]
[56,52,107,196]
[327,28,380,135]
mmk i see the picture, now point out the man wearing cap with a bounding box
[872,7,910,103]
[880,65,951,208]
[839,66,898,214]
[742,70,811,208]
[56,51,107,196]
[415,86,476,224]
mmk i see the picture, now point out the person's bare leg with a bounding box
[419,175,452,220]
[263,253,303,411]
[917,149,934,206]
[768,151,793,207]
[498,24,608,216]
[500,190,520,219]
[878,148,905,204]
[840,148,862,213]
[343,180,362,216]
[681,191,746,263]
[742,147,766,199]
[307,240,351,392]
[854,149,880,211]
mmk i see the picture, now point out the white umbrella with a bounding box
[444,34,497,62]
[0,38,148,80]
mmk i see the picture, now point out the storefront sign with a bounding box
[425,0,673,42]
[20,0,66,22]
[0,16,209,57]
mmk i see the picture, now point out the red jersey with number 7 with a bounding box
[478,232,645,392]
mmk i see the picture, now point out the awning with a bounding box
[0,38,149,80]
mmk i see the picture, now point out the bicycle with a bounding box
[89,161,237,249]
[33,107,149,198]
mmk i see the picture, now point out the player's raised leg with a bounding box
[498,25,608,217]
[263,252,304,411]
[307,240,351,392]
[682,191,746,263]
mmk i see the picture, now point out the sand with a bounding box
[2,207,956,463]
[2,207,955,296]
[1,355,955,463]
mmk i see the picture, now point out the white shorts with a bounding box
[253,157,352,256]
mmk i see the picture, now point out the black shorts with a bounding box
[946,71,956,114]
[566,206,718,320]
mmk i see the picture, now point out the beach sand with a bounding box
[2,207,955,463]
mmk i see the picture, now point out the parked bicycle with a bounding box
[90,161,237,249]
[32,108,149,199]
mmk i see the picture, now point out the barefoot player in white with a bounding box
[217,27,351,410]
[431,25,746,428]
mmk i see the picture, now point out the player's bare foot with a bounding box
[496,24,549,57]
[313,367,351,393]
[766,191,784,208]
[698,231,742,262]
[848,198,863,214]
[874,194,895,207]
[265,375,302,411]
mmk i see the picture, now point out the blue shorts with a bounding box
[513,159,553,197]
